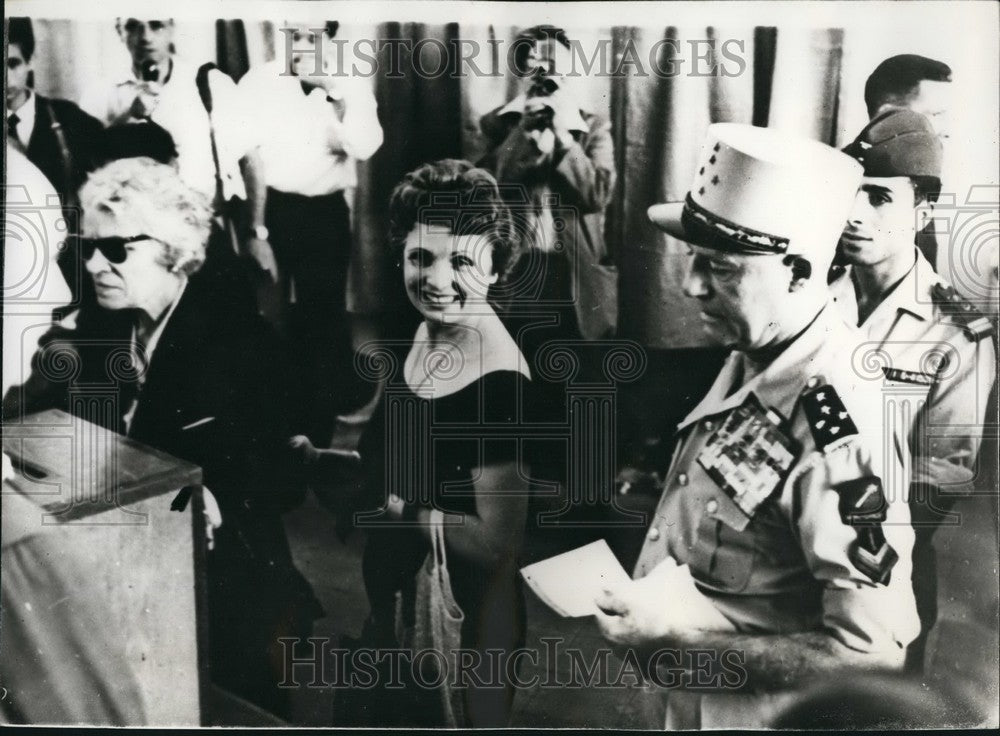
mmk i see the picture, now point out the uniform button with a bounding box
[647,527,660,542]
[706,499,719,513]
[677,472,689,486]
[807,376,820,389]
[703,420,715,432]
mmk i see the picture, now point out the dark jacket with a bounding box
[25,94,106,200]
[479,103,618,340]
[4,271,319,714]
[5,272,313,580]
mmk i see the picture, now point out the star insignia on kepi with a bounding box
[699,166,705,175]
[713,143,721,152]
[711,175,720,185]
[698,186,706,195]
[709,154,717,165]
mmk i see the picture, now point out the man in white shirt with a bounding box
[238,20,384,441]
[79,18,277,284]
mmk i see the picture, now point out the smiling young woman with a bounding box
[347,160,533,727]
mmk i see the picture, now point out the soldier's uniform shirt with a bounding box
[634,305,920,728]
[830,249,996,485]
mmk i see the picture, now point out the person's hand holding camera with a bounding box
[522,76,578,156]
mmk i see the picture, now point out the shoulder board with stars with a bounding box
[801,380,859,453]
[931,283,994,342]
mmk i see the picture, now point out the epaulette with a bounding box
[931,283,995,342]
[800,378,858,453]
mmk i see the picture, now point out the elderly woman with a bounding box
[4,157,319,719]
[349,160,531,727]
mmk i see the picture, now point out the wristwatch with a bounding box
[249,224,270,240]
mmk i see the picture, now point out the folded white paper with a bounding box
[520,539,632,618]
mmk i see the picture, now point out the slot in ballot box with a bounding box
[2,408,207,726]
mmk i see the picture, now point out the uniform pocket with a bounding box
[691,513,756,593]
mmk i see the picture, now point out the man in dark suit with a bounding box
[6,18,105,205]
[7,17,107,306]
[4,157,319,720]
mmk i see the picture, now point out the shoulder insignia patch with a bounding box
[801,383,859,452]
[836,475,888,524]
[849,526,898,585]
[931,282,994,341]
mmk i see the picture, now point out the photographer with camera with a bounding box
[479,26,617,510]
[480,26,617,347]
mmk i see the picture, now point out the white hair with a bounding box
[79,157,212,276]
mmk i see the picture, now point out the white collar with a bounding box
[834,248,941,331]
[677,305,842,432]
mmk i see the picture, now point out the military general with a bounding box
[593,124,920,729]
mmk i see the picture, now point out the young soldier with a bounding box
[834,107,996,669]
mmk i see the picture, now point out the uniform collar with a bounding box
[837,248,940,329]
[678,305,840,431]
[868,248,938,323]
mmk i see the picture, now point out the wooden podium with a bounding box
[2,409,206,726]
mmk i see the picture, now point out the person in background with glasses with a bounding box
[80,18,278,295]
[3,157,321,720]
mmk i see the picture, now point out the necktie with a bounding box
[8,112,22,148]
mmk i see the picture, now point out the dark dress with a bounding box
[356,363,530,727]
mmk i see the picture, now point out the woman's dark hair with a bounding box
[388,159,520,281]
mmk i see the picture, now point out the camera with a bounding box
[523,72,560,132]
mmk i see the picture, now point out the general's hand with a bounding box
[247,237,278,282]
[594,579,679,651]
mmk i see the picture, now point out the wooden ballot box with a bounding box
[2,409,206,726]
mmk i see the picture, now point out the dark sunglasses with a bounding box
[75,234,157,264]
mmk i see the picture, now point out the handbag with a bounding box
[394,509,466,727]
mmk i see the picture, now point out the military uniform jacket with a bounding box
[634,306,920,655]
[831,249,996,486]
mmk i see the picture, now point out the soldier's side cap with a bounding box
[648,123,862,257]
[841,108,942,179]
